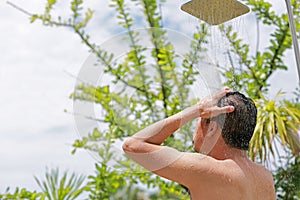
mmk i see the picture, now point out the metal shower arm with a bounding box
[285,0,300,80]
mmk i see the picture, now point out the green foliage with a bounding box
[65,0,208,196]
[0,188,42,200]
[0,168,86,200]
[85,164,127,199]
[275,156,300,200]
[250,92,300,161]
[221,0,299,97]
[34,168,87,200]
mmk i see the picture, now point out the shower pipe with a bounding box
[285,0,300,80]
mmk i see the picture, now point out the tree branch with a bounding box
[263,24,290,82]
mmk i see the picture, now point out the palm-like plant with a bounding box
[250,92,300,162]
[34,168,87,200]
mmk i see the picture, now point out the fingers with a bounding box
[213,106,234,117]
[213,87,231,100]
[207,88,232,105]
[200,106,234,118]
[198,88,231,104]
[218,105,235,114]
[200,105,234,118]
[198,88,234,118]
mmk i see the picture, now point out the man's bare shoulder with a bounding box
[181,153,273,180]
[218,157,274,185]
[185,155,276,200]
[177,152,245,175]
[178,152,223,173]
[176,153,245,180]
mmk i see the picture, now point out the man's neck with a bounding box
[208,142,248,160]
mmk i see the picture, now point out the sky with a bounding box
[0,0,299,192]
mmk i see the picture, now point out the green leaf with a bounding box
[30,14,39,23]
[48,0,56,5]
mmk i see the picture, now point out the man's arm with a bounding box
[122,88,234,186]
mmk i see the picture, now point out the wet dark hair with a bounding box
[211,91,257,150]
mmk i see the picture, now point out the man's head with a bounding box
[193,91,257,152]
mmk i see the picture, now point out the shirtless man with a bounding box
[122,88,276,200]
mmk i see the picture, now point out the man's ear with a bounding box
[199,121,221,154]
[193,118,202,139]
[207,121,219,136]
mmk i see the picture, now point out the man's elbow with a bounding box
[122,138,139,153]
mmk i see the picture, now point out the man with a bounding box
[122,88,276,200]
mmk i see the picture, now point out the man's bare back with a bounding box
[187,156,275,200]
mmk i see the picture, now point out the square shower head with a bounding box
[181,0,250,25]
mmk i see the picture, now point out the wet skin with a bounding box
[186,118,276,200]
[123,89,276,200]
